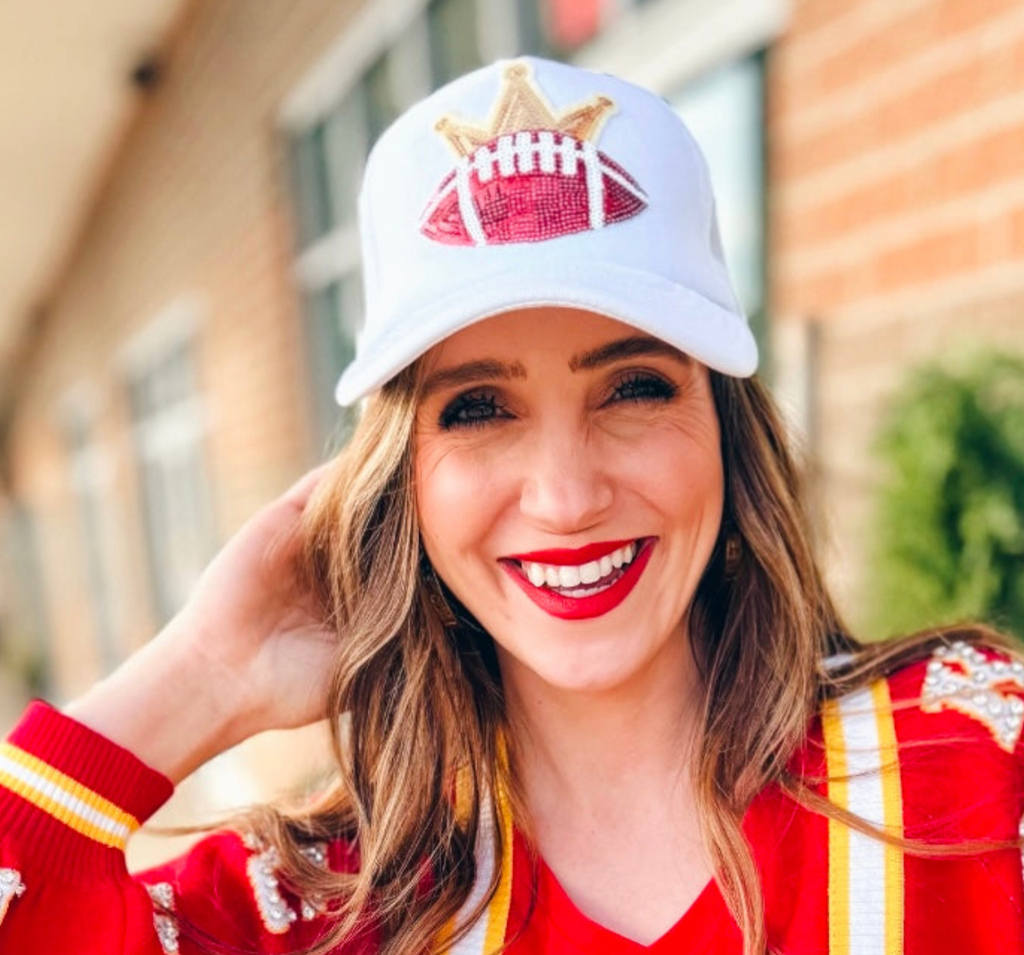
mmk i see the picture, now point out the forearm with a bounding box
[66,464,335,786]
[64,616,247,786]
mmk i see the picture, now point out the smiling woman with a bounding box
[415,308,721,703]
[2,57,1024,955]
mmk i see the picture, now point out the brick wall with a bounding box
[769,0,1024,631]
[6,0,372,697]
[2,0,372,853]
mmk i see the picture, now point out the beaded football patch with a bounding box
[420,61,647,246]
[0,868,26,928]
[146,882,179,954]
[921,641,1024,752]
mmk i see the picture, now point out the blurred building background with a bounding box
[1,0,1022,857]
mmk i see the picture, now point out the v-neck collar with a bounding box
[509,830,741,954]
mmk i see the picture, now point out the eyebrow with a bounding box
[568,335,692,372]
[421,359,527,398]
[421,335,690,398]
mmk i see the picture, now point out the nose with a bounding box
[518,423,614,534]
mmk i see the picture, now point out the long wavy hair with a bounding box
[220,365,1009,955]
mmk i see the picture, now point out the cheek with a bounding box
[632,420,723,508]
[414,439,505,563]
[678,442,724,512]
[414,444,452,557]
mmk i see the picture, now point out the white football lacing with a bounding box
[452,133,606,244]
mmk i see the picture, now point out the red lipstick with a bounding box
[507,539,635,566]
[500,539,655,620]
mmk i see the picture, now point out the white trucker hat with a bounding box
[334,56,758,406]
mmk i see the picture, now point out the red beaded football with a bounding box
[420,130,647,246]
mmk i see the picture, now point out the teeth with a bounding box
[610,543,635,568]
[520,542,641,592]
[558,565,581,588]
[562,582,615,598]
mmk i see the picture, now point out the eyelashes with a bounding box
[437,371,680,431]
[438,389,510,430]
[608,371,679,404]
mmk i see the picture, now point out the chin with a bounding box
[497,636,664,698]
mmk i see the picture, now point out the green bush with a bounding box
[870,351,1024,640]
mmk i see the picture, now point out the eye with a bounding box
[606,371,679,405]
[438,388,512,430]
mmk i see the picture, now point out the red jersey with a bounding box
[1,644,1023,954]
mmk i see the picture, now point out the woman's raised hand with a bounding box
[66,465,338,784]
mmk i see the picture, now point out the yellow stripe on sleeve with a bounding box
[0,742,139,850]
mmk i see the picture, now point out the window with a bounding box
[671,55,767,345]
[427,0,483,84]
[363,52,404,143]
[302,274,363,446]
[0,503,51,695]
[62,396,124,671]
[285,0,545,453]
[127,327,215,624]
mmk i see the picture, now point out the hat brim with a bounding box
[334,258,758,406]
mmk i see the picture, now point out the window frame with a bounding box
[57,382,126,672]
[574,0,788,92]
[280,0,547,455]
[120,296,216,625]
[669,51,768,348]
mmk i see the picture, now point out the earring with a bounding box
[723,534,742,579]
